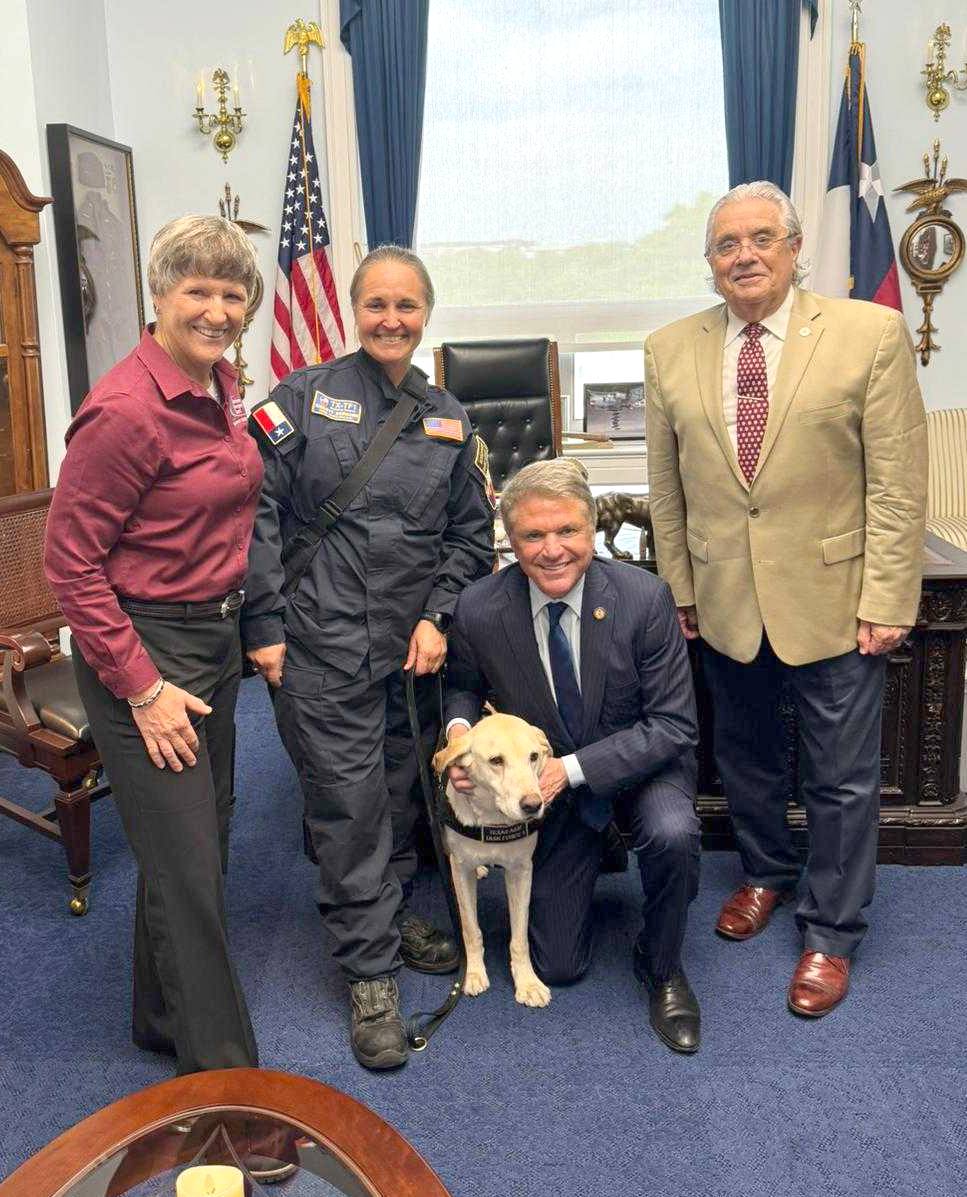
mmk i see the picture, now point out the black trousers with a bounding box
[271,652,438,981]
[702,635,887,957]
[528,773,700,985]
[73,612,258,1074]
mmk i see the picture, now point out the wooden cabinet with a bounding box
[0,151,51,496]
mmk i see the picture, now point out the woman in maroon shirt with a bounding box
[44,215,263,1075]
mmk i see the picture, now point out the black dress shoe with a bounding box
[399,914,459,974]
[349,977,407,1070]
[633,945,700,1054]
[132,1027,177,1057]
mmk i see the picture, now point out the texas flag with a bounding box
[812,43,902,310]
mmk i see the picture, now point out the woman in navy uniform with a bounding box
[243,246,494,1069]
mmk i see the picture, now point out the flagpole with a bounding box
[849,1,861,46]
[284,20,325,365]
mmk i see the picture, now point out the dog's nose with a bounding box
[520,795,542,817]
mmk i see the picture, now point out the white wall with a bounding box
[102,0,342,431]
[828,0,967,411]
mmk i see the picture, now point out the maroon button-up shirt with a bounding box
[44,329,264,698]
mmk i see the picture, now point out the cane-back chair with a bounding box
[0,488,109,913]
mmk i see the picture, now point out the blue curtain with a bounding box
[340,0,430,248]
[719,1,815,191]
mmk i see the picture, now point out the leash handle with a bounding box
[403,666,466,1050]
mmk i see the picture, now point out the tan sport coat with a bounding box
[645,288,927,666]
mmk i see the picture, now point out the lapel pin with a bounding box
[593,607,607,621]
[799,326,812,337]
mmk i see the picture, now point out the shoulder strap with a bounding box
[280,375,424,596]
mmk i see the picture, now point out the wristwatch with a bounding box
[420,610,452,632]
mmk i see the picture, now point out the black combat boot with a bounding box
[399,914,459,974]
[349,976,407,1070]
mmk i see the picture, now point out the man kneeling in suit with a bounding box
[442,458,702,1052]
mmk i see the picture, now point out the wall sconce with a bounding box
[923,24,967,121]
[194,68,246,162]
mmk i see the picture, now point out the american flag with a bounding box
[271,74,345,384]
[812,42,902,310]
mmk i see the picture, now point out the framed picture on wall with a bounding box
[46,125,145,412]
[583,381,645,441]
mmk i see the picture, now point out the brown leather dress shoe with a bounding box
[715,884,792,940]
[787,951,850,1017]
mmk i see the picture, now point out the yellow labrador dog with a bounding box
[433,713,552,1007]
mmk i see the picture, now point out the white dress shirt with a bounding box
[721,287,795,457]
[447,574,588,789]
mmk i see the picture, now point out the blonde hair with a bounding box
[500,458,595,531]
[147,215,259,300]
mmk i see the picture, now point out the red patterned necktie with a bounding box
[736,322,768,483]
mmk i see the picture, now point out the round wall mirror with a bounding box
[899,215,964,284]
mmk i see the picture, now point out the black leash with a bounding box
[403,666,466,1051]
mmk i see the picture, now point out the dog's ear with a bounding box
[535,728,553,760]
[432,737,472,776]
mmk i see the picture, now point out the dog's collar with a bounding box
[441,806,540,844]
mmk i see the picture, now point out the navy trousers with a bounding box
[271,650,437,981]
[702,634,887,957]
[528,774,700,985]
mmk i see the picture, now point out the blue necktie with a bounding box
[547,601,584,743]
[547,601,611,832]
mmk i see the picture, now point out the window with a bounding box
[417,0,728,368]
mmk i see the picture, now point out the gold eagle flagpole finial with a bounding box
[284,18,324,80]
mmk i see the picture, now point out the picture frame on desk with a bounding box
[583,381,645,441]
[46,125,145,413]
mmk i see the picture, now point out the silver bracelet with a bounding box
[127,678,165,709]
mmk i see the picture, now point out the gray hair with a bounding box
[705,181,807,286]
[350,244,435,315]
[147,215,259,300]
[500,458,596,532]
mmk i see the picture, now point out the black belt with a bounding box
[118,589,244,621]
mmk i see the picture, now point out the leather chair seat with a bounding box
[0,655,92,743]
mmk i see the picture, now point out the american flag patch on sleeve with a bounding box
[422,416,465,443]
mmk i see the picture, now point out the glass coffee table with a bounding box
[0,1069,451,1196]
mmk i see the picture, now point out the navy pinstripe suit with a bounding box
[446,556,701,983]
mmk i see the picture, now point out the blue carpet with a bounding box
[1,675,965,1196]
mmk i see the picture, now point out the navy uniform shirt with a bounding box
[242,349,495,681]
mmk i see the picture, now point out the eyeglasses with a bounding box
[709,233,792,261]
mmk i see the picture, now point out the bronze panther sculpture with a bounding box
[595,492,653,561]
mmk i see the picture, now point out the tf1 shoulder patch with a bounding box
[312,391,362,423]
[473,434,497,509]
[250,400,298,451]
[422,416,465,443]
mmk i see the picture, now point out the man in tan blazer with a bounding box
[645,180,927,1017]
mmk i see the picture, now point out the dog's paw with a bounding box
[514,974,552,1007]
[475,865,489,879]
[463,966,490,997]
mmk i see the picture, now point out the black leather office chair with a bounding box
[434,338,607,491]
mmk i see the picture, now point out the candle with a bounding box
[175,1165,243,1197]
[233,80,240,108]
[196,77,204,107]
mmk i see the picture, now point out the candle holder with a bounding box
[923,24,967,121]
[194,68,246,162]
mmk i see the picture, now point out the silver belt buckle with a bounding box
[220,589,244,618]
